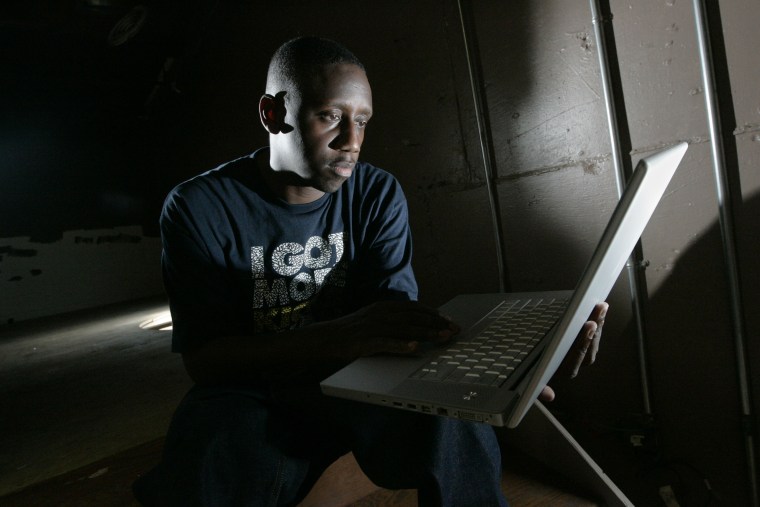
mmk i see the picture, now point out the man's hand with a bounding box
[539,302,608,402]
[327,300,460,360]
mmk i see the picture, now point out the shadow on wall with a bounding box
[638,191,759,505]
[545,192,759,507]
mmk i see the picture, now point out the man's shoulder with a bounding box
[168,151,259,201]
[354,160,396,181]
[350,160,405,197]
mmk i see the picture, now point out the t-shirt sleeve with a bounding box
[353,175,419,306]
[160,187,250,353]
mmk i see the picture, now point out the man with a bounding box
[133,36,606,506]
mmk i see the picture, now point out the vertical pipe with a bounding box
[691,1,758,504]
[456,0,509,293]
[589,0,654,416]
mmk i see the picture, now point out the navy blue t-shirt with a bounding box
[160,148,418,353]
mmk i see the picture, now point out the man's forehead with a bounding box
[297,63,372,106]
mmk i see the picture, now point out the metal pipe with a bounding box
[589,0,654,416]
[691,0,758,504]
[457,0,510,293]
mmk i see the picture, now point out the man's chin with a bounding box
[317,176,349,194]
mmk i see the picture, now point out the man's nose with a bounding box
[336,121,362,152]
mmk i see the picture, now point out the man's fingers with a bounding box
[546,302,608,393]
[369,337,421,356]
[569,322,597,377]
[404,323,457,344]
[371,302,460,341]
[539,385,555,402]
[590,301,608,321]
[589,303,607,363]
[589,320,602,364]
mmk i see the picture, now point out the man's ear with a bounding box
[259,91,292,134]
[259,93,279,133]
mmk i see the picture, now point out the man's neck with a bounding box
[255,150,325,205]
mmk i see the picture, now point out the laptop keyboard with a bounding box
[410,297,568,387]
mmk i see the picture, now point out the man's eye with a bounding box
[321,112,341,122]
[357,120,368,128]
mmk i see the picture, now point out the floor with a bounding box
[0,297,190,497]
[0,298,598,506]
[0,440,597,506]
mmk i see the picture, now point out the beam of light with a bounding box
[139,310,173,331]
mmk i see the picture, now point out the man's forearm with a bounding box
[181,320,345,386]
[179,299,457,386]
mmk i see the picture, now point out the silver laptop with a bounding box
[321,142,688,428]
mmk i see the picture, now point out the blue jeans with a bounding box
[133,383,508,507]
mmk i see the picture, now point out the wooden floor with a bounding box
[0,437,598,507]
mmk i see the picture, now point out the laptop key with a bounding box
[410,297,570,385]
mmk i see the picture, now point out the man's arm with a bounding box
[182,299,459,385]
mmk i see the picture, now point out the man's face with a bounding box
[271,63,373,197]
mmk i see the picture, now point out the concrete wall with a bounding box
[2,0,758,504]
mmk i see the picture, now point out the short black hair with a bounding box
[266,36,365,94]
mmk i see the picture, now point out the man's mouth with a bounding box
[330,159,355,177]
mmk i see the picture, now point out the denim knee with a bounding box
[134,386,337,507]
